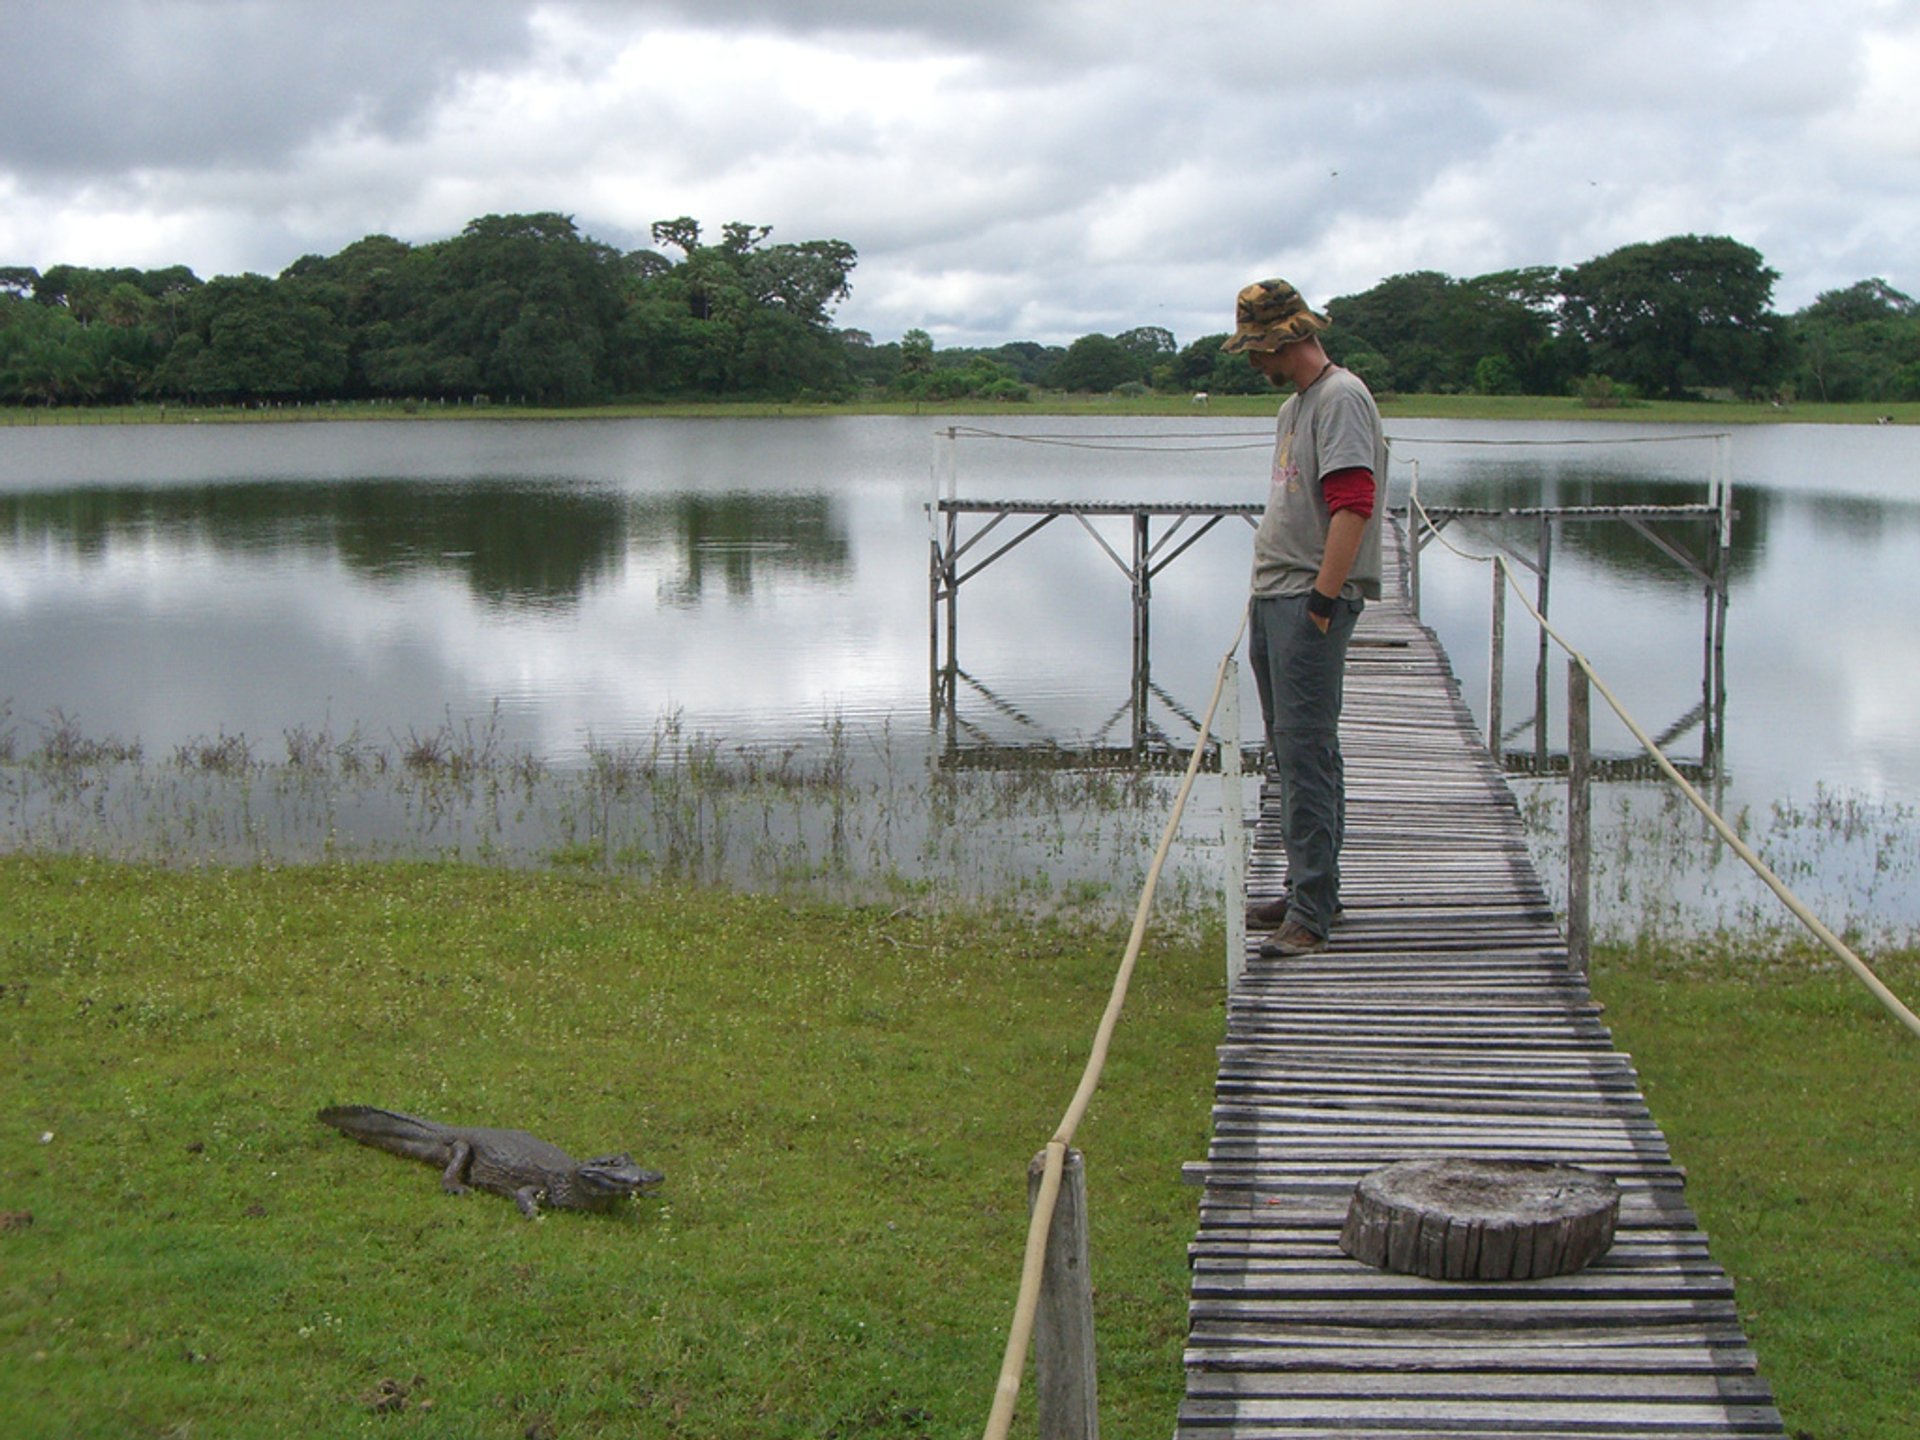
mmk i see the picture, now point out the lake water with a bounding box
[3,414,1917,937]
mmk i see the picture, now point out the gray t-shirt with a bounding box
[1249,366,1386,600]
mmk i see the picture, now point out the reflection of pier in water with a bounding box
[935,662,1235,771]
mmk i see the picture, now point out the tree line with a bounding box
[3,220,1916,408]
[0,214,861,408]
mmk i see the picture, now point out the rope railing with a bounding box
[980,611,1248,1440]
[1405,460,1920,1041]
[1387,430,1732,448]
[943,424,1737,454]
[945,424,1273,453]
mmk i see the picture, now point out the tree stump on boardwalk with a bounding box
[1339,1158,1620,1281]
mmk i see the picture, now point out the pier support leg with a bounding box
[1567,662,1592,976]
[929,537,942,722]
[941,507,959,746]
[1488,563,1507,762]
[1710,579,1729,790]
[1028,1147,1099,1440]
[1706,441,1734,789]
[1131,514,1151,754]
[1404,506,1421,616]
[1535,517,1552,770]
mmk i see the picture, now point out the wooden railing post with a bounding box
[1534,516,1553,771]
[1488,562,1507,760]
[1567,661,1592,976]
[1221,655,1246,997]
[1130,513,1152,753]
[1028,1147,1099,1440]
[931,428,958,719]
[1404,504,1421,616]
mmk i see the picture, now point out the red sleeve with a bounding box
[1321,466,1375,519]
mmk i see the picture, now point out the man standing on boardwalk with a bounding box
[1224,279,1386,957]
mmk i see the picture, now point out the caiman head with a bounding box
[579,1153,664,1199]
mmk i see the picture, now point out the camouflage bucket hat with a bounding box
[1220,278,1331,354]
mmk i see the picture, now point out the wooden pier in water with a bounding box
[928,466,1731,777]
[1177,531,1783,1437]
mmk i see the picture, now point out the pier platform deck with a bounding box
[1178,532,1785,1437]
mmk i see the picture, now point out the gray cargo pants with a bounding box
[1248,591,1363,938]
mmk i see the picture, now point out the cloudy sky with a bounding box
[3,0,1917,348]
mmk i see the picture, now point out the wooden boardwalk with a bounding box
[1178,532,1786,1437]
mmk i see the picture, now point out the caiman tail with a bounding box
[316,1105,450,1164]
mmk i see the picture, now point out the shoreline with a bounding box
[3,394,1915,428]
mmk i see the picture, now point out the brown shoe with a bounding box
[1260,920,1328,957]
[1245,895,1292,928]
[1245,892,1343,930]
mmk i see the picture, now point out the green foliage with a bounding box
[1113,325,1175,376]
[1559,235,1786,399]
[897,328,934,375]
[154,274,350,402]
[2,215,859,408]
[892,351,1033,402]
[345,212,627,405]
[1575,372,1634,408]
[980,341,1061,384]
[1328,267,1566,395]
[1170,333,1268,396]
[1786,278,1920,403]
[1801,276,1918,326]
[31,263,200,324]
[0,264,197,406]
[1471,353,1520,396]
[0,856,1218,1438]
[861,336,1054,401]
[3,224,1907,408]
[617,222,858,400]
[0,304,92,405]
[1049,333,1144,393]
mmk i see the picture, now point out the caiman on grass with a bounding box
[318,1105,663,1219]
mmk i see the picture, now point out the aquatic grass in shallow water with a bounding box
[173,729,256,777]
[1516,777,1920,949]
[0,706,1221,922]
[9,701,1916,941]
[29,707,143,771]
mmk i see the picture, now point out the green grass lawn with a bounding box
[1592,940,1920,1440]
[0,856,1221,1438]
[4,856,1915,1438]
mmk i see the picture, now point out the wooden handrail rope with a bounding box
[1405,462,1920,1041]
[981,614,1247,1440]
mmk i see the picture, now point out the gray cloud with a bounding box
[0,0,535,174]
[3,0,1917,345]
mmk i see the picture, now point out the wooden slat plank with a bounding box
[1185,1371,1779,1402]
[1184,1354,1765,1378]
[1179,1411,1784,1439]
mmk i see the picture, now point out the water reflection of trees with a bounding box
[654,493,852,606]
[1431,464,1920,590]
[0,482,851,609]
